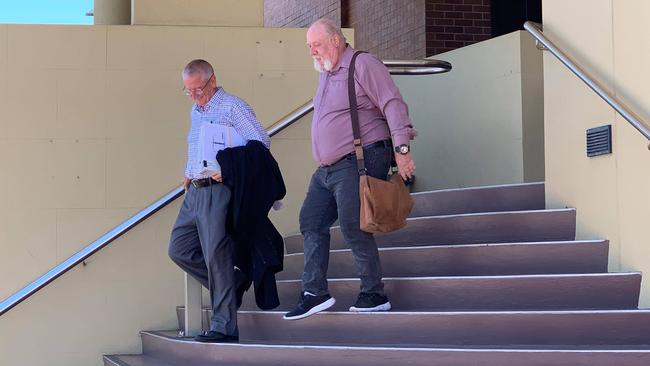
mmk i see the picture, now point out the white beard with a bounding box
[313,57,334,73]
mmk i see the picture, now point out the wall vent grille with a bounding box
[587,125,612,157]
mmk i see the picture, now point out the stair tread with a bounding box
[168,273,639,290]
[172,272,640,320]
[232,309,650,347]
[411,182,544,196]
[238,309,650,315]
[143,330,650,350]
[104,354,178,366]
[279,240,609,279]
[183,271,641,311]
[372,182,546,218]
[276,272,641,282]
[285,239,607,256]
[284,208,578,253]
[286,208,577,238]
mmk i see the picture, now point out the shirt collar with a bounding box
[194,87,225,113]
[330,44,355,73]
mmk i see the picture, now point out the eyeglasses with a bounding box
[182,74,214,96]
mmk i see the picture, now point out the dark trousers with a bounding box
[168,183,238,336]
[300,143,392,296]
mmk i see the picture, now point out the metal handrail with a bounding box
[384,59,452,75]
[0,58,451,317]
[266,100,314,137]
[0,187,185,316]
[524,21,650,149]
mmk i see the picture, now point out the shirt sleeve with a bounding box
[355,53,416,147]
[230,100,271,148]
[184,143,192,178]
[184,112,192,178]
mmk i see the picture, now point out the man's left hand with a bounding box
[211,172,222,182]
[395,152,416,181]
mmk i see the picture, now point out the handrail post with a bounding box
[184,274,203,337]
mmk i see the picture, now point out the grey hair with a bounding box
[311,18,346,44]
[182,59,214,81]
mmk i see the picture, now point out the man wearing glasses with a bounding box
[168,59,270,343]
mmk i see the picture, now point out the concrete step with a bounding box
[285,209,577,254]
[177,272,639,330]
[239,273,640,312]
[104,354,177,366]
[279,240,609,280]
[409,182,545,217]
[237,310,650,347]
[125,330,650,366]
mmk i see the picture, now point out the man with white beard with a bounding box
[284,18,417,320]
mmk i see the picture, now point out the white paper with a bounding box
[198,122,248,176]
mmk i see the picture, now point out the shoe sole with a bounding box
[283,297,336,321]
[349,301,392,312]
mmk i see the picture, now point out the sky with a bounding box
[0,0,93,25]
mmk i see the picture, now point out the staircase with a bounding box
[104,182,650,366]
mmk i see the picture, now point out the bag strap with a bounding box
[348,51,367,176]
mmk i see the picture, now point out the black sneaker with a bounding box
[283,292,336,320]
[349,292,391,312]
[194,330,239,343]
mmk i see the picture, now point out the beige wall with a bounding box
[0,201,184,366]
[0,24,320,301]
[268,111,317,235]
[132,0,264,26]
[542,0,650,305]
[393,31,544,192]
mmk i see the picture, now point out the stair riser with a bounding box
[103,355,134,366]
[279,241,609,280]
[176,273,639,330]
[410,182,545,217]
[139,332,650,366]
[285,210,577,254]
[238,312,650,346]
[239,275,640,311]
[103,356,122,366]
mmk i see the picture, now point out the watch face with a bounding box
[399,145,409,154]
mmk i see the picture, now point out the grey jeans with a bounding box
[168,183,238,336]
[300,142,392,297]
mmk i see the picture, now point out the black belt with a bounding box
[191,178,220,188]
[322,139,392,167]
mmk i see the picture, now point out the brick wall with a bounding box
[346,0,426,60]
[263,0,492,58]
[426,0,492,55]
[264,0,341,27]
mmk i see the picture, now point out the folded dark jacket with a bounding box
[217,140,286,310]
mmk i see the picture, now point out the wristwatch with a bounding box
[394,144,410,155]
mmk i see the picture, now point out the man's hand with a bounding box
[394,152,416,181]
[183,176,190,192]
[211,172,222,182]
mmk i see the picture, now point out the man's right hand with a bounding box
[183,177,190,192]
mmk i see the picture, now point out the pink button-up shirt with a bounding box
[311,45,415,166]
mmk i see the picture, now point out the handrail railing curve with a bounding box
[524,21,650,149]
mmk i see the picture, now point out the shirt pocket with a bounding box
[323,74,352,112]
